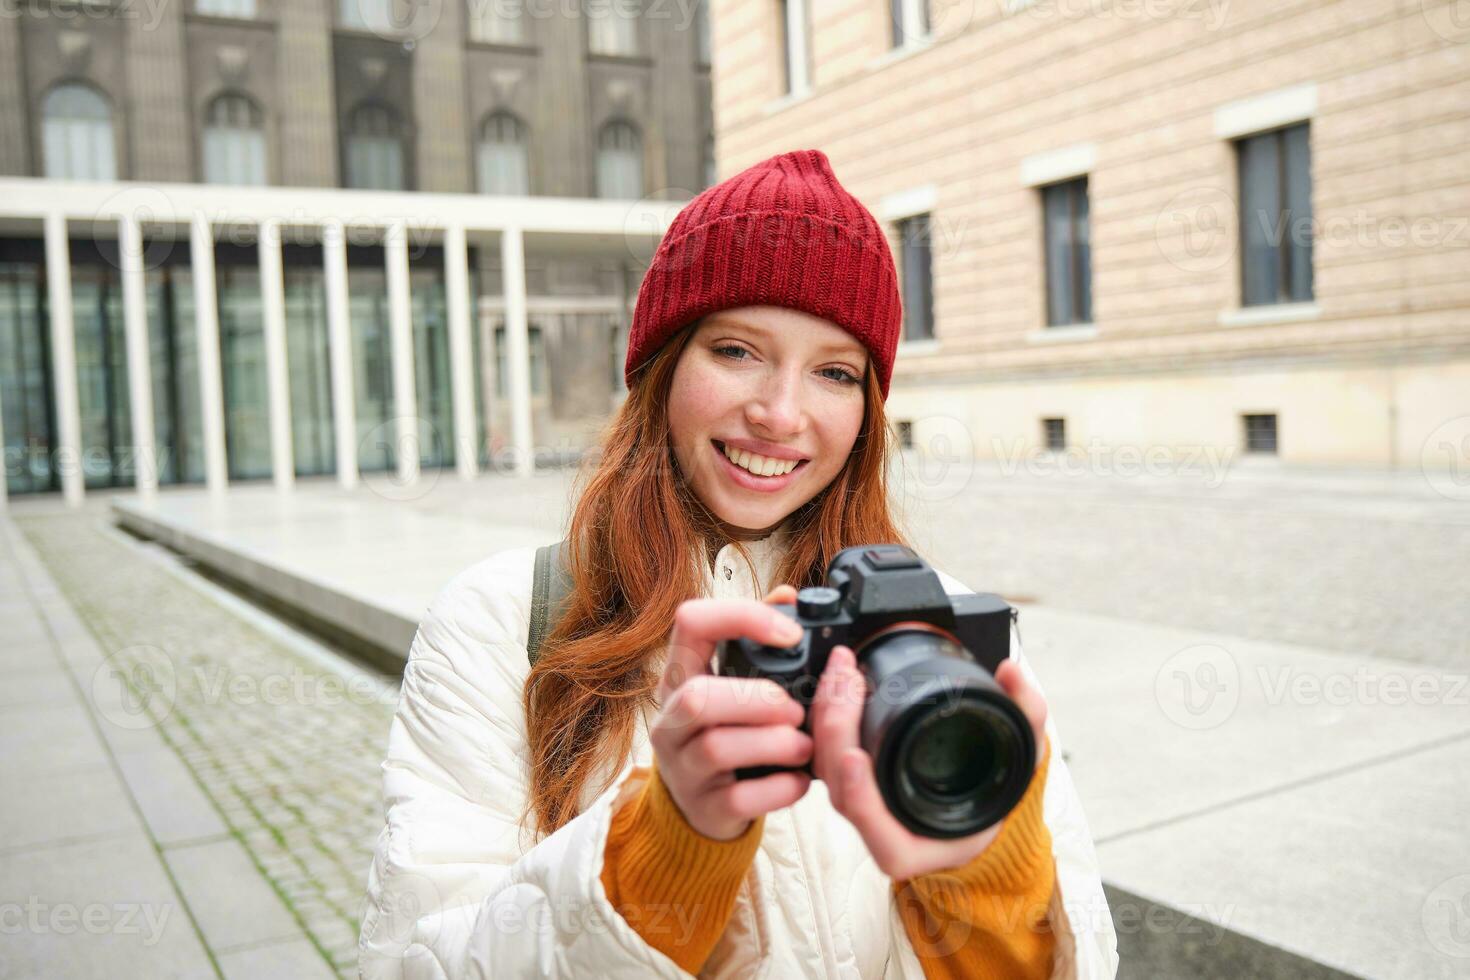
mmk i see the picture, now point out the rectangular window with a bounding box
[470,0,526,43]
[889,0,929,47]
[587,0,639,56]
[197,0,256,16]
[341,0,392,31]
[1243,413,1278,454]
[779,0,810,96]
[896,420,914,449]
[1237,123,1312,306]
[1042,177,1092,326]
[1043,417,1066,451]
[896,213,934,342]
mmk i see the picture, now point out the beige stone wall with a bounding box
[709,0,1470,467]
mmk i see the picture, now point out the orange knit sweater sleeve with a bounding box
[894,734,1057,980]
[600,737,1055,978]
[599,762,763,974]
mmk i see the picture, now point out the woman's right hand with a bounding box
[650,585,814,840]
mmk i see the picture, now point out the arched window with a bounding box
[476,111,530,195]
[345,102,405,191]
[42,83,116,181]
[596,119,642,199]
[202,92,267,186]
[586,0,638,56]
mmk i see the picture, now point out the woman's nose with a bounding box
[746,371,806,436]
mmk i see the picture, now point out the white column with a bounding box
[385,221,419,487]
[444,225,478,480]
[119,214,158,500]
[44,213,83,507]
[190,214,228,495]
[500,226,534,478]
[323,222,358,489]
[785,0,811,96]
[258,219,294,491]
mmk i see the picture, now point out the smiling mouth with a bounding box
[712,440,809,479]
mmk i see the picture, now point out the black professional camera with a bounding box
[716,544,1035,839]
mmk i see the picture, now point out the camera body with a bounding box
[716,544,1034,838]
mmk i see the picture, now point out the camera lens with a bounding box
[905,706,1006,799]
[859,630,1035,839]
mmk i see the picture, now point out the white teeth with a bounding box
[721,443,800,477]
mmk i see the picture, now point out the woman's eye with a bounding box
[820,366,861,385]
[713,344,749,361]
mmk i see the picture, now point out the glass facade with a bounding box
[0,237,483,495]
[0,256,55,496]
[71,260,134,489]
[147,265,205,485]
[215,257,271,481]
[282,251,335,477]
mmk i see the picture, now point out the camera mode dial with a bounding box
[796,586,842,619]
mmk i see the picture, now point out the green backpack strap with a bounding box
[527,538,572,667]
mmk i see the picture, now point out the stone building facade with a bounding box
[710,0,1469,471]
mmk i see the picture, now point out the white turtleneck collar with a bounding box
[706,517,796,600]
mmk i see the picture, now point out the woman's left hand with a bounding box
[808,639,1049,881]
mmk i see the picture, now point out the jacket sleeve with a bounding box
[357,547,696,980]
[889,571,1119,980]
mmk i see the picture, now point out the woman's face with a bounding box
[667,305,870,537]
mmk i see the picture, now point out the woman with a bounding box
[359,149,1118,979]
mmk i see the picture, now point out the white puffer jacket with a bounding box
[359,523,1120,979]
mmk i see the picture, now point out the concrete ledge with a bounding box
[112,499,420,669]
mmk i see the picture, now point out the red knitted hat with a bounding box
[625,148,903,399]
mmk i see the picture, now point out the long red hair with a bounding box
[521,319,912,838]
